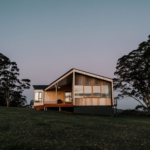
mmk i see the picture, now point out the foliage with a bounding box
[113,35,150,112]
[0,90,27,107]
[9,95,27,107]
[135,105,148,111]
[30,100,34,106]
[0,93,6,106]
[0,53,30,107]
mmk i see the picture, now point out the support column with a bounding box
[44,107,47,111]
[73,71,75,105]
[111,81,114,105]
[59,107,61,111]
[55,83,58,102]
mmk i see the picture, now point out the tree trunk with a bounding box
[6,99,9,107]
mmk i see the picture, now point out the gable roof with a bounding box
[45,68,113,91]
[33,85,48,90]
[74,68,112,80]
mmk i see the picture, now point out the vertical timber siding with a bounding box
[75,73,112,106]
[45,84,72,103]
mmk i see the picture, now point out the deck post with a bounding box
[73,70,75,105]
[59,107,61,111]
[55,83,58,102]
[111,81,114,106]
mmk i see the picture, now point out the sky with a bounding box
[0,0,150,109]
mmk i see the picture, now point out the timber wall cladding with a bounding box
[75,73,112,106]
[45,84,72,103]
[75,73,111,86]
[75,98,111,106]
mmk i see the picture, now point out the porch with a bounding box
[44,73,74,104]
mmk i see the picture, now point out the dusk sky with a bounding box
[1,0,150,109]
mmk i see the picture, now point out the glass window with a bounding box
[93,86,100,97]
[35,92,39,100]
[65,92,72,102]
[102,85,110,98]
[84,86,92,97]
[39,92,42,99]
[35,92,42,102]
[75,86,83,98]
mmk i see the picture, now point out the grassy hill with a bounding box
[0,107,150,150]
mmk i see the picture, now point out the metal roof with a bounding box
[32,85,48,90]
[45,68,113,91]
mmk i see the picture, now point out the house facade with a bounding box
[33,68,115,115]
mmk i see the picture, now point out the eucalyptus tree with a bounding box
[0,53,30,107]
[113,35,150,112]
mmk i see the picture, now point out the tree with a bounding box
[113,35,150,113]
[0,53,30,107]
[9,94,27,107]
[0,89,27,107]
[30,100,34,106]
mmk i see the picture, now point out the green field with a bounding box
[0,107,150,150]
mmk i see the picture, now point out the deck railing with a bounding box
[34,100,42,103]
[44,101,57,104]
[44,101,73,104]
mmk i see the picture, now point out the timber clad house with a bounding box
[33,68,115,115]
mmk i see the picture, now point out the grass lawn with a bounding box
[0,107,150,150]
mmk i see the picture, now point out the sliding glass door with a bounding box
[65,92,72,102]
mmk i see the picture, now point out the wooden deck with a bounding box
[34,103,73,110]
[44,103,73,107]
[34,105,44,110]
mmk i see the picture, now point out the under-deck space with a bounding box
[34,103,73,110]
[44,103,73,107]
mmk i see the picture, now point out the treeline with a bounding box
[0,53,31,107]
[113,35,150,113]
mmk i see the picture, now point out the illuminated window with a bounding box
[39,92,42,99]
[65,92,72,102]
[35,92,42,102]
[93,86,101,97]
[84,86,92,97]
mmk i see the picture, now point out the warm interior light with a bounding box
[58,86,61,89]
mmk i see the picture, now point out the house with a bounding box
[33,68,115,115]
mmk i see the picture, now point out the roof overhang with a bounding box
[45,69,113,91]
[74,69,112,82]
[33,85,49,90]
[45,69,74,91]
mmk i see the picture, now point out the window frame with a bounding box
[34,92,42,103]
[83,85,93,97]
[38,92,42,100]
[74,85,84,98]
[74,84,111,98]
[82,85,111,98]
[101,85,111,98]
[92,85,101,98]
